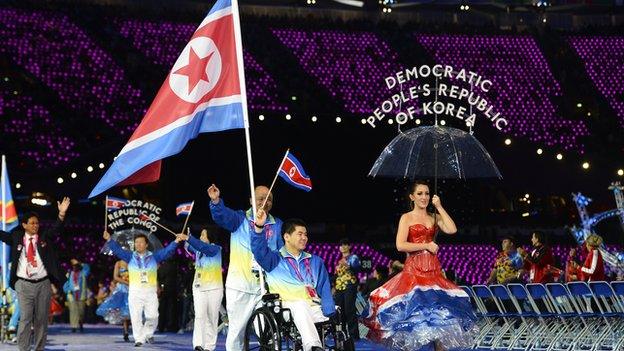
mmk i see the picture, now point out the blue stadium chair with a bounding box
[566,281,613,350]
[587,281,623,350]
[610,281,624,314]
[460,285,493,343]
[491,284,540,350]
[519,283,572,351]
[546,282,595,350]
[471,285,508,349]
[611,282,624,350]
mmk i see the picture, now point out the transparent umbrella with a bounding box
[369,125,502,181]
[100,227,163,255]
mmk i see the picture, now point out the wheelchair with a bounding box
[244,293,355,351]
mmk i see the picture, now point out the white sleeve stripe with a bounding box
[581,250,598,274]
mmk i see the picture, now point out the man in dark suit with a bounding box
[0,197,70,351]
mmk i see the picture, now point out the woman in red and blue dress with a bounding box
[363,181,477,351]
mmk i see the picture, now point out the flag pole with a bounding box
[261,149,289,210]
[139,214,178,237]
[231,0,256,217]
[181,201,195,234]
[1,155,7,293]
[232,0,268,294]
[104,196,108,231]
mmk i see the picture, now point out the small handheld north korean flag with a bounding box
[106,196,127,211]
[176,202,194,216]
[278,151,312,192]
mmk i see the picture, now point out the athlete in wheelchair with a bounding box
[246,213,354,351]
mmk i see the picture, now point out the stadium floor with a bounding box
[0,324,502,350]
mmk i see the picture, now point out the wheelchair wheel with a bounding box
[244,307,282,351]
[334,333,355,351]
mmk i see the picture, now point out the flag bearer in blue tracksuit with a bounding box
[103,230,186,347]
[185,229,223,351]
[207,184,284,351]
[251,211,336,351]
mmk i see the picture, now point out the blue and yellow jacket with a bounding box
[210,199,283,293]
[251,229,335,317]
[63,263,91,301]
[107,240,178,293]
[186,235,222,291]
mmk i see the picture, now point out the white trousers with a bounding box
[193,288,224,350]
[225,288,261,351]
[128,290,159,343]
[283,301,328,351]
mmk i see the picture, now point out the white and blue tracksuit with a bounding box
[107,240,178,344]
[186,235,223,351]
[209,199,283,351]
[251,228,335,351]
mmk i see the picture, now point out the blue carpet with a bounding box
[0,324,506,350]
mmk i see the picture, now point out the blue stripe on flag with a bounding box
[90,102,244,198]
[208,0,232,16]
[286,154,311,179]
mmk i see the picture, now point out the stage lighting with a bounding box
[259,115,265,121]
[618,169,623,176]
[440,120,446,125]
[361,119,366,125]
[15,183,21,189]
[537,148,543,155]
[99,163,105,169]
[285,114,292,120]
[556,153,563,160]
[71,172,77,179]
[57,177,64,184]
[582,162,590,170]
[335,117,342,123]
[31,198,48,206]
[525,193,530,198]
[311,116,318,122]
[415,119,421,125]
[388,119,394,124]
[504,138,511,146]
[87,166,94,172]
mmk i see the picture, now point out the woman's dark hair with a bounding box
[409,180,430,194]
[375,265,389,279]
[407,180,430,210]
[200,228,217,243]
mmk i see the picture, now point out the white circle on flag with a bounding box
[289,167,296,177]
[169,36,222,103]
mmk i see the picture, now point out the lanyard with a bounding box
[286,257,313,285]
[136,254,151,269]
[250,220,272,240]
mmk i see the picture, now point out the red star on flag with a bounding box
[173,47,214,94]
